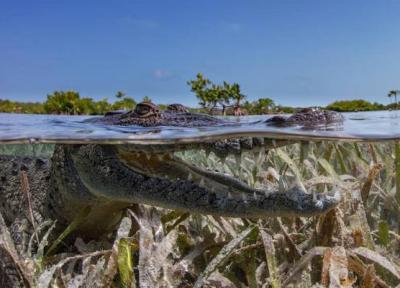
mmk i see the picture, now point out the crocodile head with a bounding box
[87,101,223,127]
[266,107,344,127]
[166,103,189,112]
[49,102,340,234]
[62,141,340,231]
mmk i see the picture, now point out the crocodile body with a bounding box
[0,103,343,235]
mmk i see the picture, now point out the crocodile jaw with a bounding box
[66,144,341,220]
[114,147,341,217]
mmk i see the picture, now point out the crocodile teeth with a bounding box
[312,190,318,202]
[241,193,247,202]
[278,177,286,193]
[205,150,211,158]
[187,173,193,181]
[235,154,241,166]
[227,192,233,199]
[157,154,164,161]
[312,192,324,209]
[253,192,258,200]
[199,178,205,187]
[145,153,151,160]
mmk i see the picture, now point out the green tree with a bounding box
[112,91,136,110]
[115,91,126,99]
[112,97,136,110]
[75,97,96,115]
[0,99,45,114]
[241,98,275,114]
[44,90,114,115]
[229,83,246,115]
[142,96,152,102]
[252,98,275,114]
[95,99,112,114]
[388,90,400,109]
[242,101,253,114]
[158,104,167,110]
[208,84,227,112]
[216,82,232,114]
[275,105,295,113]
[44,90,82,115]
[326,99,385,112]
[187,73,213,109]
[187,73,247,114]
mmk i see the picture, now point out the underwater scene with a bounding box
[1,111,400,287]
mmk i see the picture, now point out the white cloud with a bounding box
[153,69,173,79]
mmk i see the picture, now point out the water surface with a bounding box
[1,110,400,144]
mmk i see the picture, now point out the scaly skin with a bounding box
[0,103,343,236]
[87,101,223,127]
[88,103,344,128]
[266,107,344,126]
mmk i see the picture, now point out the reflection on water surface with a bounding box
[1,110,400,144]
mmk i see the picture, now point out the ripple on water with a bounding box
[1,110,400,144]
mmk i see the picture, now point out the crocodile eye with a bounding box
[136,106,149,115]
[135,102,160,117]
[167,104,188,113]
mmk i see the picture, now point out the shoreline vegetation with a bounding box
[0,74,397,115]
[0,96,392,115]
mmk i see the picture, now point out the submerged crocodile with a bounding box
[0,102,343,236]
[0,102,344,285]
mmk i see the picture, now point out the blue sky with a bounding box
[1,0,400,107]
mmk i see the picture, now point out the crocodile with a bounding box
[0,102,344,286]
[265,107,344,126]
[0,102,343,236]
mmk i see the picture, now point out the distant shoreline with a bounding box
[0,97,393,116]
